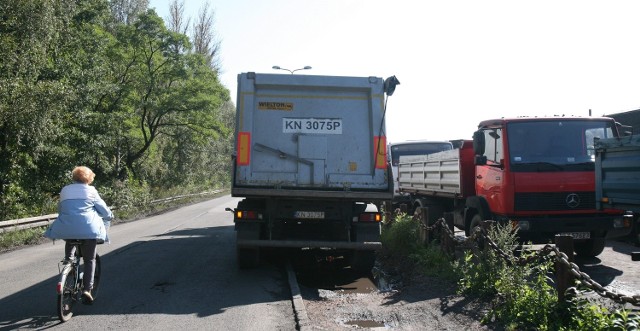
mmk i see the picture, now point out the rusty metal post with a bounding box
[417,207,429,246]
[555,234,574,302]
[440,219,453,257]
[444,212,454,233]
[383,201,393,224]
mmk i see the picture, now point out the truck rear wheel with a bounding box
[574,238,605,258]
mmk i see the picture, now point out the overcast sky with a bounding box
[148,0,640,143]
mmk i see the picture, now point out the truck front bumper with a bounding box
[502,214,634,244]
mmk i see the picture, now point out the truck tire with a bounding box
[574,238,606,258]
[237,248,260,269]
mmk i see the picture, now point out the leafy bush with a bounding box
[380,213,459,280]
[380,213,420,257]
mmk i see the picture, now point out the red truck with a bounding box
[397,116,633,257]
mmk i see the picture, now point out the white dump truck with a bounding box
[227,72,399,269]
[595,134,640,245]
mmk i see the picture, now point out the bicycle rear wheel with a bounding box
[57,266,77,322]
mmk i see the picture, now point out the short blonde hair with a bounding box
[71,166,95,184]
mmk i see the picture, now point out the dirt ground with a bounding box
[298,263,500,331]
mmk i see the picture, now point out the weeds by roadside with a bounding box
[380,213,640,330]
[0,227,48,252]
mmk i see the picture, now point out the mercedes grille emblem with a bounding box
[565,193,580,208]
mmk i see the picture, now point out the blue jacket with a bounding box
[45,183,113,240]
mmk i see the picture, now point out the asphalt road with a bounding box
[1,195,638,330]
[0,195,296,330]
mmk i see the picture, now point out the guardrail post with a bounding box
[554,234,574,302]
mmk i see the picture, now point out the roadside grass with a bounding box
[380,213,640,330]
[0,190,229,253]
[0,227,47,252]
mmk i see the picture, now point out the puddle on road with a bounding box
[337,274,377,293]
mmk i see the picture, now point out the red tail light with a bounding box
[56,282,63,294]
[359,212,382,222]
[236,210,260,220]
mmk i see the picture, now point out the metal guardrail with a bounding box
[0,189,224,234]
[0,214,58,234]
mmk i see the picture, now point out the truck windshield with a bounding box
[507,120,616,172]
[389,142,453,166]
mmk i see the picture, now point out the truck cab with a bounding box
[472,116,633,256]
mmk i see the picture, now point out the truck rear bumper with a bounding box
[232,187,392,201]
[237,239,382,250]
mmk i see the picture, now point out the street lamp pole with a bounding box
[272,65,312,74]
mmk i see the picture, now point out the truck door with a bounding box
[475,128,508,214]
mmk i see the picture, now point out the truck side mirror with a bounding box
[473,130,485,155]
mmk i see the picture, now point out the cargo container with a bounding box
[228,72,398,268]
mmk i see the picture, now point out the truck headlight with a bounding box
[614,214,634,228]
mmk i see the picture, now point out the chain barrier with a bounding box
[411,211,640,307]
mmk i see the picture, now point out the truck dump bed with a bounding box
[232,72,391,201]
[595,134,640,212]
[397,140,475,198]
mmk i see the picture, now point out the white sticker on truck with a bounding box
[283,118,342,134]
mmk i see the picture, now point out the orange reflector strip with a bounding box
[237,132,251,166]
[374,136,387,169]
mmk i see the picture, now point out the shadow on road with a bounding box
[0,224,291,330]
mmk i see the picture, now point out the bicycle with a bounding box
[56,239,102,322]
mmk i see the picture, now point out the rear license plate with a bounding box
[294,211,325,219]
[558,232,591,239]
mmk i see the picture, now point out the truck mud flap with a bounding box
[236,239,382,251]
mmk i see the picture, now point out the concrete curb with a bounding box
[286,261,312,331]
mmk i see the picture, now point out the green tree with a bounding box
[111,10,230,183]
[0,0,233,221]
[0,0,81,219]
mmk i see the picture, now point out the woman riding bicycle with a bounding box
[45,166,113,304]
